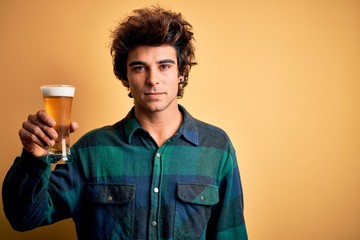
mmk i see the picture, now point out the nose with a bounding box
[146,69,159,86]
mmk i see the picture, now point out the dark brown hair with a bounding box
[110,6,197,98]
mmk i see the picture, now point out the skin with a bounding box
[125,44,184,146]
[19,44,184,156]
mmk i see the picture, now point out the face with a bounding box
[125,45,183,115]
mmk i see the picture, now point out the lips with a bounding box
[144,92,165,99]
[145,91,165,95]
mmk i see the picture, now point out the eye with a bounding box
[160,64,171,70]
[131,65,147,72]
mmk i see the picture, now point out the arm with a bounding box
[3,150,53,231]
[3,149,82,231]
[207,145,248,240]
[2,111,79,231]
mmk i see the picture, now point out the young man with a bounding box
[3,6,248,239]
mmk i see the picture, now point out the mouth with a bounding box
[144,92,165,99]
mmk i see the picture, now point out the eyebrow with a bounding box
[128,59,176,67]
[158,59,176,64]
[128,61,145,67]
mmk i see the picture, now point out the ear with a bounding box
[122,80,130,88]
[178,75,184,83]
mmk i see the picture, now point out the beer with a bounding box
[41,85,75,163]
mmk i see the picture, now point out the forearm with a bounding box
[2,149,53,231]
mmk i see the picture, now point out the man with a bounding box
[3,6,248,239]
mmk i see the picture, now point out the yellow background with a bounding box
[1,0,359,239]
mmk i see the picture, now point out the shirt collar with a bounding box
[123,107,142,144]
[123,105,199,146]
[178,105,199,146]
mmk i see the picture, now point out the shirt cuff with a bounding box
[19,149,51,171]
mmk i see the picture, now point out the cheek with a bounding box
[169,81,180,95]
[127,77,141,89]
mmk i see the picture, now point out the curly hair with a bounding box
[110,6,197,98]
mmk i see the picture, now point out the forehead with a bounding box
[127,45,177,64]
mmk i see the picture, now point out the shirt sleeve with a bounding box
[2,149,79,231]
[206,144,248,240]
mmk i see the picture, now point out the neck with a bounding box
[135,105,183,147]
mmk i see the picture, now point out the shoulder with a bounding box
[195,118,230,140]
[190,117,234,152]
[73,119,126,148]
[181,105,233,150]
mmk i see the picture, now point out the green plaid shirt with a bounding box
[3,105,247,239]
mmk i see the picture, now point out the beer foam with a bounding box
[41,85,75,97]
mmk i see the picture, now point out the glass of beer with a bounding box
[40,85,75,164]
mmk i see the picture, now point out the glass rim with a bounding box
[41,84,76,97]
[40,84,75,88]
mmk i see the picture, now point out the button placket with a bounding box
[149,149,163,236]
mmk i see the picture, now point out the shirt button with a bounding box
[156,153,161,158]
[107,195,113,201]
[200,195,205,201]
[154,187,159,193]
[151,221,157,227]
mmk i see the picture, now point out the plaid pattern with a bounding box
[3,105,247,240]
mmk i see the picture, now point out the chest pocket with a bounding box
[86,183,136,240]
[177,183,219,205]
[174,183,219,239]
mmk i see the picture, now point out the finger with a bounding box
[36,110,56,127]
[19,127,52,149]
[27,113,58,140]
[22,120,56,146]
[70,122,79,133]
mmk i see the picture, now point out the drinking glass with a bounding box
[40,85,75,164]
